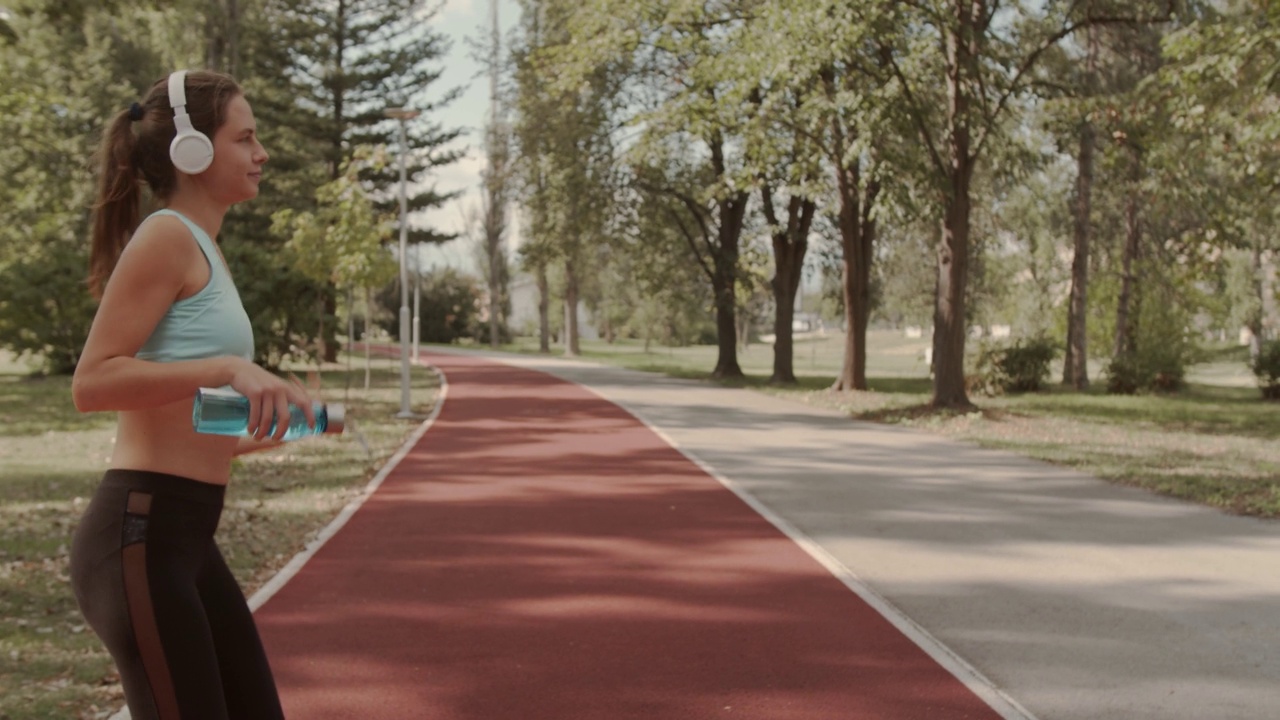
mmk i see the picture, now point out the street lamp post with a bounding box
[384,106,420,419]
[413,265,421,363]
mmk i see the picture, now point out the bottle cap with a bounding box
[325,403,346,434]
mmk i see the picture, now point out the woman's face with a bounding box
[199,94,268,206]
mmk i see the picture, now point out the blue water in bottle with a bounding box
[192,387,344,440]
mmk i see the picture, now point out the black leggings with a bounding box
[69,469,285,720]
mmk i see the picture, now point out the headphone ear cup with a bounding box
[170,130,214,175]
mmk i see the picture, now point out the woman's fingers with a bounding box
[254,392,274,440]
[230,363,321,438]
[286,374,318,429]
[246,392,263,438]
[270,388,291,441]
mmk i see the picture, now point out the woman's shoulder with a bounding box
[116,213,201,278]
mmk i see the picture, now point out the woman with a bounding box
[70,69,312,719]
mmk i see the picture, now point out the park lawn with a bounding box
[0,353,438,720]
[499,331,1280,519]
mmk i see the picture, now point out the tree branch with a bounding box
[663,205,716,284]
[634,176,719,274]
[882,43,946,178]
[973,2,1176,160]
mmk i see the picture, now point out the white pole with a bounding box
[395,116,413,418]
[413,259,421,362]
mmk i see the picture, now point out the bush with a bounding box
[374,268,485,345]
[1252,340,1280,400]
[970,336,1058,396]
[0,244,96,375]
[1105,345,1188,395]
[1104,354,1143,395]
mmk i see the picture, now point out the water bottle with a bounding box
[192,387,344,440]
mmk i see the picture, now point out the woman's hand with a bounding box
[226,359,317,441]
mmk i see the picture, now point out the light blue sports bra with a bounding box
[135,209,255,363]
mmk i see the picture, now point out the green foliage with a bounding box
[271,150,397,291]
[969,336,1058,397]
[1104,344,1187,395]
[0,0,459,371]
[0,243,96,374]
[376,268,482,345]
[279,0,464,237]
[1103,353,1145,395]
[1251,340,1280,400]
[871,219,934,329]
[0,3,164,373]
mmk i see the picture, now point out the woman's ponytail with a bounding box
[87,71,240,299]
[88,108,142,300]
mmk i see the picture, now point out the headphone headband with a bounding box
[168,70,189,111]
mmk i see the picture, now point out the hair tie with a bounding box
[127,102,144,122]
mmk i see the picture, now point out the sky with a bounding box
[413,0,521,276]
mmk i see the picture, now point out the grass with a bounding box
[495,330,1280,519]
[0,351,438,720]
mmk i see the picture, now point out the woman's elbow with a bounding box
[71,370,101,413]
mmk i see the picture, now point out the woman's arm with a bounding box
[72,216,240,412]
[72,216,315,440]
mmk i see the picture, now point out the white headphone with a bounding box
[167,70,214,175]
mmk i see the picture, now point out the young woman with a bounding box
[69,70,313,719]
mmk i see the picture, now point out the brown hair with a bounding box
[88,70,242,298]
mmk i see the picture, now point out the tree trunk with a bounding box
[932,20,976,409]
[933,176,974,409]
[1114,146,1143,359]
[564,256,580,357]
[486,0,504,350]
[345,286,354,402]
[832,158,877,392]
[1064,26,1096,389]
[772,266,797,384]
[322,290,339,362]
[364,286,372,391]
[536,263,550,353]
[226,0,239,76]
[205,4,224,72]
[488,244,501,348]
[1064,119,1095,389]
[1260,249,1276,343]
[762,187,815,386]
[204,0,239,74]
[315,292,326,366]
[711,193,749,379]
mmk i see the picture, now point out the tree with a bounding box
[270,148,398,384]
[880,0,1177,407]
[542,0,756,378]
[1159,0,1280,346]
[512,0,620,358]
[479,0,513,348]
[0,1,166,372]
[268,0,464,359]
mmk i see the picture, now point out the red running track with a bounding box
[255,352,1004,720]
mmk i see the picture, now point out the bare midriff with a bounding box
[111,397,238,486]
